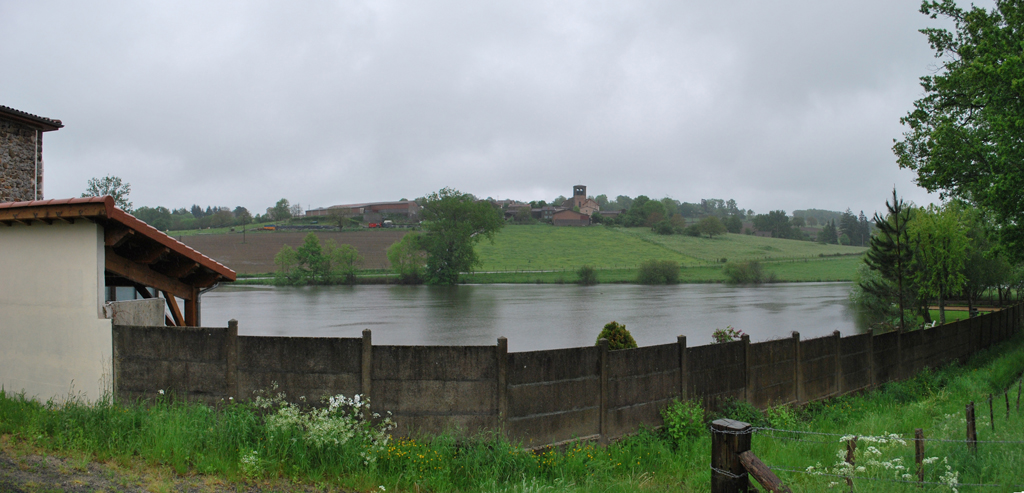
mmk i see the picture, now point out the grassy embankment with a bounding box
[3,331,1022,491]
[469,225,867,283]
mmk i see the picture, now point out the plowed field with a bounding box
[179,230,410,274]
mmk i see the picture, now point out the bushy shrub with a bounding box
[765,404,797,429]
[711,325,745,344]
[576,265,599,285]
[722,260,776,284]
[596,321,637,350]
[636,260,680,284]
[713,398,766,427]
[652,219,675,235]
[660,399,705,443]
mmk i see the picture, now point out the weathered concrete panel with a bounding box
[506,407,600,447]
[607,343,677,377]
[606,399,670,438]
[374,345,497,380]
[508,378,600,416]
[238,336,361,374]
[608,370,678,408]
[238,371,360,402]
[108,299,164,326]
[508,347,599,385]
[390,413,498,439]
[374,379,496,414]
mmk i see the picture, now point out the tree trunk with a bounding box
[938,289,945,325]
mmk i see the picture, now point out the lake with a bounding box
[200,282,866,352]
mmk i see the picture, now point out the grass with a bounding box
[2,335,1023,491]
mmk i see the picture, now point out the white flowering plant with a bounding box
[246,383,396,476]
[803,432,959,491]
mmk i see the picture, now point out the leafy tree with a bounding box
[295,233,328,283]
[387,234,426,284]
[133,206,172,230]
[273,245,299,283]
[677,202,701,217]
[961,207,1007,310]
[615,195,634,211]
[590,211,603,225]
[82,175,132,211]
[420,187,504,285]
[909,203,970,324]
[861,189,915,332]
[753,210,794,239]
[190,205,205,219]
[636,260,679,284]
[269,199,292,221]
[653,219,674,235]
[576,265,599,286]
[839,209,861,246]
[697,216,727,238]
[233,206,252,225]
[594,194,609,209]
[817,220,838,244]
[894,1,1024,261]
[323,239,362,284]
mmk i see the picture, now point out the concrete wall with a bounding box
[113,305,1022,447]
[0,118,43,202]
[106,299,165,326]
[1,221,112,401]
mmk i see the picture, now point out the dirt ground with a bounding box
[178,230,410,275]
[0,437,355,493]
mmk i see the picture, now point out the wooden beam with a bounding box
[123,245,169,265]
[161,261,199,279]
[105,247,193,300]
[104,226,133,247]
[0,202,108,223]
[164,292,184,327]
[184,287,199,327]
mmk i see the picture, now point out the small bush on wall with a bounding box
[596,321,637,350]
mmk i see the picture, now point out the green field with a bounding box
[469,225,866,283]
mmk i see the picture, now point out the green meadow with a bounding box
[469,225,867,283]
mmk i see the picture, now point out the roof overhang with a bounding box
[0,196,236,325]
[0,105,64,132]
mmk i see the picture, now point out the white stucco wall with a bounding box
[0,221,112,402]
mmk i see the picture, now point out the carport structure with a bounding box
[0,196,235,326]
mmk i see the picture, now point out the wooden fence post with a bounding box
[989,394,995,432]
[915,428,924,484]
[711,419,751,493]
[966,401,977,453]
[496,337,508,429]
[226,319,238,401]
[793,332,804,404]
[678,335,688,400]
[845,436,857,492]
[361,329,372,398]
[867,329,876,389]
[598,338,609,445]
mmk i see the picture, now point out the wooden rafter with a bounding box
[105,247,193,300]
[0,202,107,223]
[124,245,169,265]
[164,292,185,327]
[104,226,133,247]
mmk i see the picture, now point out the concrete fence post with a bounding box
[361,329,372,398]
[226,319,238,401]
[833,330,842,397]
[496,337,508,429]
[598,337,609,444]
[867,329,876,389]
[792,332,803,404]
[678,335,688,400]
[711,418,752,493]
[742,334,752,403]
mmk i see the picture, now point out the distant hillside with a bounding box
[792,209,845,225]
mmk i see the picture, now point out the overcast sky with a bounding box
[1,1,982,217]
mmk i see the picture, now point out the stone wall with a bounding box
[0,118,43,203]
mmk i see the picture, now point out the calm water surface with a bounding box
[201,283,865,352]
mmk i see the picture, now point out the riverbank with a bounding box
[2,332,1021,492]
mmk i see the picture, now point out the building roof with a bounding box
[0,196,236,294]
[327,200,418,209]
[0,105,64,132]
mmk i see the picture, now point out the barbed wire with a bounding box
[749,426,1024,445]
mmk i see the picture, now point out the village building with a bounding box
[305,200,421,223]
[0,105,63,203]
[552,209,591,226]
[561,185,600,216]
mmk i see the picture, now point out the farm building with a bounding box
[552,209,591,226]
[0,105,63,203]
[0,196,236,403]
[560,185,600,216]
[305,200,421,223]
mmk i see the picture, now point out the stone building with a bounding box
[0,105,63,203]
[561,185,600,216]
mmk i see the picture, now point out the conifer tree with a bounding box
[861,188,914,331]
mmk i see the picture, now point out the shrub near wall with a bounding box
[636,260,679,284]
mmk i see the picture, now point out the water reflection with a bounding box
[202,282,867,352]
